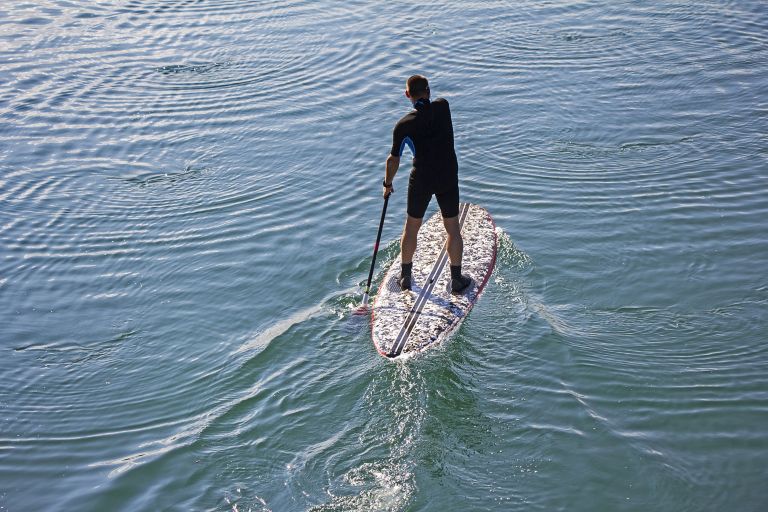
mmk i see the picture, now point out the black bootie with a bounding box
[450,265,472,294]
[399,262,412,291]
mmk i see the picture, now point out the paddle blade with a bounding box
[351,293,371,315]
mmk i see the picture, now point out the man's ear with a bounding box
[405,89,411,99]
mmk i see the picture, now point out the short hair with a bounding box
[406,75,430,96]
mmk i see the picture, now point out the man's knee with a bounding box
[405,215,422,234]
[442,215,461,236]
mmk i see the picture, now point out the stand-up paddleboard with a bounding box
[372,203,497,358]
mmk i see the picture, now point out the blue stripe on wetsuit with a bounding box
[399,135,415,157]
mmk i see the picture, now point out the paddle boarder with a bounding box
[383,74,472,293]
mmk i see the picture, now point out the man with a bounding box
[383,75,472,293]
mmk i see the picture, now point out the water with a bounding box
[2,1,767,510]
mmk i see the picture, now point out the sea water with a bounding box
[1,1,767,510]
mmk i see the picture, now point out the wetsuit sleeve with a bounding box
[390,122,405,157]
[390,122,403,157]
[390,120,415,157]
[439,98,455,142]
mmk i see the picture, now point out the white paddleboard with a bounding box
[372,203,497,358]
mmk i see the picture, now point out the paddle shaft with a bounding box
[361,194,389,306]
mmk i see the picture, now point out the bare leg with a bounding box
[442,215,463,266]
[401,215,422,264]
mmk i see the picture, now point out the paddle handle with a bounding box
[362,194,389,305]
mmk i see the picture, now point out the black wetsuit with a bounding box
[390,97,459,218]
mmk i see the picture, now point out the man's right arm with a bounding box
[385,120,406,198]
[383,154,400,198]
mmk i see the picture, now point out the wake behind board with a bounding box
[372,203,497,358]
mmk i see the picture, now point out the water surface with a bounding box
[1,1,767,510]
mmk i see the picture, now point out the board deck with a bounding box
[372,203,497,358]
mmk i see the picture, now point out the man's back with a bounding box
[390,98,458,182]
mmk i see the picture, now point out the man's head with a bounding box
[405,75,430,102]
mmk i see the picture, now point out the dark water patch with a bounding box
[74,11,101,19]
[156,62,229,75]
[149,60,285,92]
[124,164,203,188]
[16,16,54,25]
[13,328,137,357]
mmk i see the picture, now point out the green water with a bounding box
[1,1,767,510]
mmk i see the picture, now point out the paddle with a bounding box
[354,193,390,314]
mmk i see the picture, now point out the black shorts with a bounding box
[407,173,459,219]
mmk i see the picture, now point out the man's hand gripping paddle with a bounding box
[353,192,390,315]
